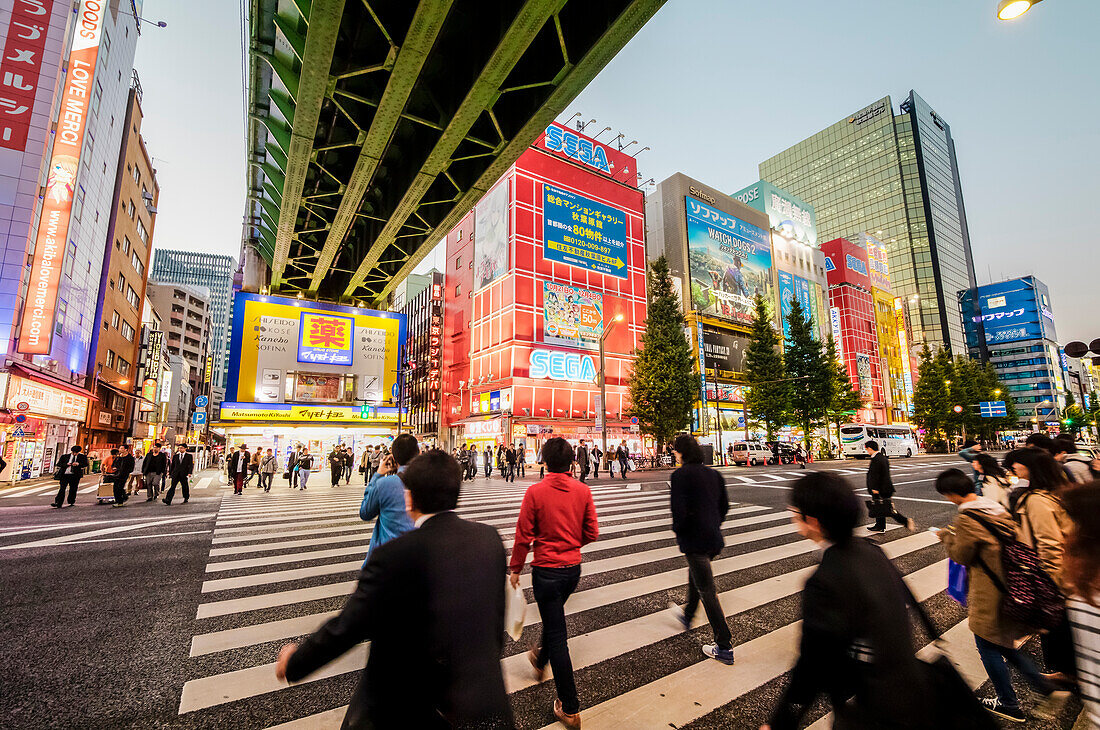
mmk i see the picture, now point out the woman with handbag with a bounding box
[933,468,1070,722]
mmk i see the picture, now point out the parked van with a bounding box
[731,441,771,466]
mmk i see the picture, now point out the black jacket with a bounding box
[143,451,168,476]
[114,454,135,478]
[286,511,513,729]
[866,451,894,498]
[171,452,194,479]
[226,450,250,476]
[670,463,730,557]
[56,453,88,479]
[770,538,931,730]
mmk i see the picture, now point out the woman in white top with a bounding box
[127,451,145,495]
[1062,483,1100,728]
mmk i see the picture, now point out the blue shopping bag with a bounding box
[947,559,968,607]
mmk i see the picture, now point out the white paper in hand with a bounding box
[504,581,527,641]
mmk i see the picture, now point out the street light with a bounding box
[997,0,1043,20]
[598,314,625,462]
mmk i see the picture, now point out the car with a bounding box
[765,441,798,465]
[731,441,771,466]
[1076,443,1099,460]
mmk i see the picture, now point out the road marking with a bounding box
[68,529,213,544]
[0,513,216,551]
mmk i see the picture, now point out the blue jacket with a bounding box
[359,467,414,563]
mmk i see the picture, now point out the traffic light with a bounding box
[360,403,375,419]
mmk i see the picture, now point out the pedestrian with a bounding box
[1002,448,1076,686]
[794,444,806,469]
[245,449,260,487]
[127,449,145,496]
[484,444,493,478]
[505,444,517,483]
[510,437,598,728]
[865,440,915,532]
[288,444,302,488]
[457,444,469,481]
[764,471,932,729]
[576,439,590,484]
[617,440,630,480]
[143,443,169,500]
[103,448,118,482]
[1061,482,1100,727]
[259,448,278,492]
[666,435,734,665]
[51,445,89,508]
[726,443,734,466]
[592,443,603,479]
[959,439,983,490]
[164,444,194,505]
[111,445,134,507]
[516,443,526,478]
[343,445,354,484]
[468,445,479,481]
[369,445,383,480]
[297,448,314,489]
[275,450,513,729]
[1051,438,1093,484]
[497,444,506,479]
[359,447,370,484]
[328,447,344,488]
[972,452,1011,507]
[226,443,250,496]
[359,434,417,563]
[1025,433,1057,456]
[932,468,1070,722]
[537,444,545,480]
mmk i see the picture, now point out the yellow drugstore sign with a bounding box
[218,402,395,423]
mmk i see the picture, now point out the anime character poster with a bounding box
[474,180,510,290]
[542,281,603,350]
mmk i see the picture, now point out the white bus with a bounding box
[840,423,918,458]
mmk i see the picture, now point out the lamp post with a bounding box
[996,0,1044,21]
[598,314,625,463]
[1033,399,1053,432]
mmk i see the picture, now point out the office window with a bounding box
[111,311,120,329]
[131,252,144,276]
[73,186,84,222]
[132,166,141,185]
[122,237,131,254]
[120,321,135,341]
[136,219,147,244]
[126,286,140,308]
[64,242,76,278]
[117,358,131,377]
[127,200,135,218]
[92,81,102,116]
[105,350,115,368]
[117,273,126,292]
[455,284,461,297]
[55,299,66,336]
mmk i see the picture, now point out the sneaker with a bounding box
[527,648,545,682]
[668,602,690,632]
[905,518,917,531]
[701,643,735,665]
[867,526,887,533]
[553,699,581,728]
[979,698,1025,723]
[1034,689,1071,720]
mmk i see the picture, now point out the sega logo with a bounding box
[530,348,596,383]
[845,254,868,276]
[824,256,836,272]
[544,126,611,174]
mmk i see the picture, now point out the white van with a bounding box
[731,441,771,466]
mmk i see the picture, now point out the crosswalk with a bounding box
[170,468,1019,730]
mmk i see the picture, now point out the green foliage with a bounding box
[912,346,1016,439]
[823,334,861,454]
[783,297,828,449]
[912,345,951,436]
[628,256,697,447]
[743,294,789,440]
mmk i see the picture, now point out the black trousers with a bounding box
[112,474,129,504]
[165,475,189,504]
[1041,609,1077,676]
[55,475,80,505]
[871,496,908,530]
[619,459,629,480]
[532,565,582,714]
[330,468,341,486]
[684,553,732,650]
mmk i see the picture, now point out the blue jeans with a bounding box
[974,634,1053,708]
[532,565,581,714]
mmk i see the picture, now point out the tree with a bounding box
[823,334,861,456]
[1063,390,1085,438]
[627,256,697,449]
[912,345,952,442]
[783,297,828,451]
[743,294,789,440]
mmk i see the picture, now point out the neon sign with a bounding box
[542,125,611,174]
[529,349,596,383]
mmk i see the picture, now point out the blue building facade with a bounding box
[959,276,1067,428]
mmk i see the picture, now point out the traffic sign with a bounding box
[14,415,25,423]
[979,400,1008,418]
[192,412,207,425]
[15,401,29,412]
[391,383,399,400]
[12,427,25,437]
[195,395,209,408]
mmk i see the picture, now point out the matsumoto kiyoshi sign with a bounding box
[298,312,354,365]
[543,184,628,279]
[685,196,771,325]
[529,348,596,383]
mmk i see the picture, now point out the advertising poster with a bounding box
[856,352,874,400]
[701,327,750,377]
[864,235,891,291]
[543,184,628,279]
[226,292,405,407]
[686,196,771,325]
[778,270,816,340]
[474,180,510,290]
[732,180,817,248]
[542,281,603,350]
[975,288,1043,345]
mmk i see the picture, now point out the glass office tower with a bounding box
[760,91,976,355]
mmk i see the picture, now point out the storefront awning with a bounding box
[8,363,97,402]
[97,378,154,405]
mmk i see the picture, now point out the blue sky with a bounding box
[133,0,1099,341]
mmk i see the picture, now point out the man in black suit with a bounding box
[275,451,513,729]
[164,444,194,505]
[865,440,914,532]
[576,439,590,483]
[765,471,931,730]
[51,445,88,508]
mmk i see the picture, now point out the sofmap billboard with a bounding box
[474,179,510,290]
[226,293,405,408]
[17,0,105,355]
[975,287,1044,345]
[686,196,772,325]
[542,281,603,350]
[732,180,817,248]
[543,184,628,279]
[778,270,816,341]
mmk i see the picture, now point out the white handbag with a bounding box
[504,580,527,641]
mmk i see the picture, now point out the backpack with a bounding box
[967,507,1064,631]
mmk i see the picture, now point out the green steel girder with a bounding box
[258,196,282,223]
[272,12,307,61]
[262,181,283,207]
[339,0,565,296]
[268,88,296,127]
[256,51,300,101]
[254,114,291,155]
[307,0,455,293]
[265,142,288,173]
[258,161,285,191]
[269,0,346,289]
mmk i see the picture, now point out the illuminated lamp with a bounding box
[997,0,1042,20]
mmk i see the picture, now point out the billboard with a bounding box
[856,352,874,400]
[893,297,914,414]
[777,270,815,341]
[226,292,405,406]
[701,326,749,377]
[861,234,891,291]
[0,0,57,151]
[17,0,105,355]
[474,179,509,290]
[542,281,603,350]
[731,180,817,248]
[975,287,1043,345]
[534,122,639,184]
[543,184,628,279]
[686,196,771,325]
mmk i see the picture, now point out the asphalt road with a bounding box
[0,454,1083,729]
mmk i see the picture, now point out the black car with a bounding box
[765,441,797,465]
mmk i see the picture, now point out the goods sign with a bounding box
[470,388,513,415]
[543,282,603,350]
[219,402,396,423]
[140,378,156,412]
[466,419,503,437]
[893,297,914,414]
[6,375,89,421]
[856,352,874,400]
[863,235,891,291]
[0,0,56,151]
[700,327,750,378]
[704,382,746,403]
[975,286,1044,345]
[298,312,354,365]
[685,195,771,325]
[158,370,173,404]
[474,180,510,290]
[147,330,164,373]
[529,349,596,383]
[543,184,628,279]
[535,122,637,183]
[830,306,844,359]
[17,0,106,355]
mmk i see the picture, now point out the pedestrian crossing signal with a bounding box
[360,404,375,419]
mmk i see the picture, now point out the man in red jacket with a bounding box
[509,436,598,729]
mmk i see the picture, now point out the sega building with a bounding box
[821,237,888,425]
[441,122,646,457]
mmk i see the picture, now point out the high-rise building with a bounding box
[398,270,444,442]
[144,281,211,401]
[959,276,1066,429]
[760,91,977,356]
[858,233,913,423]
[150,250,235,394]
[1,2,143,479]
